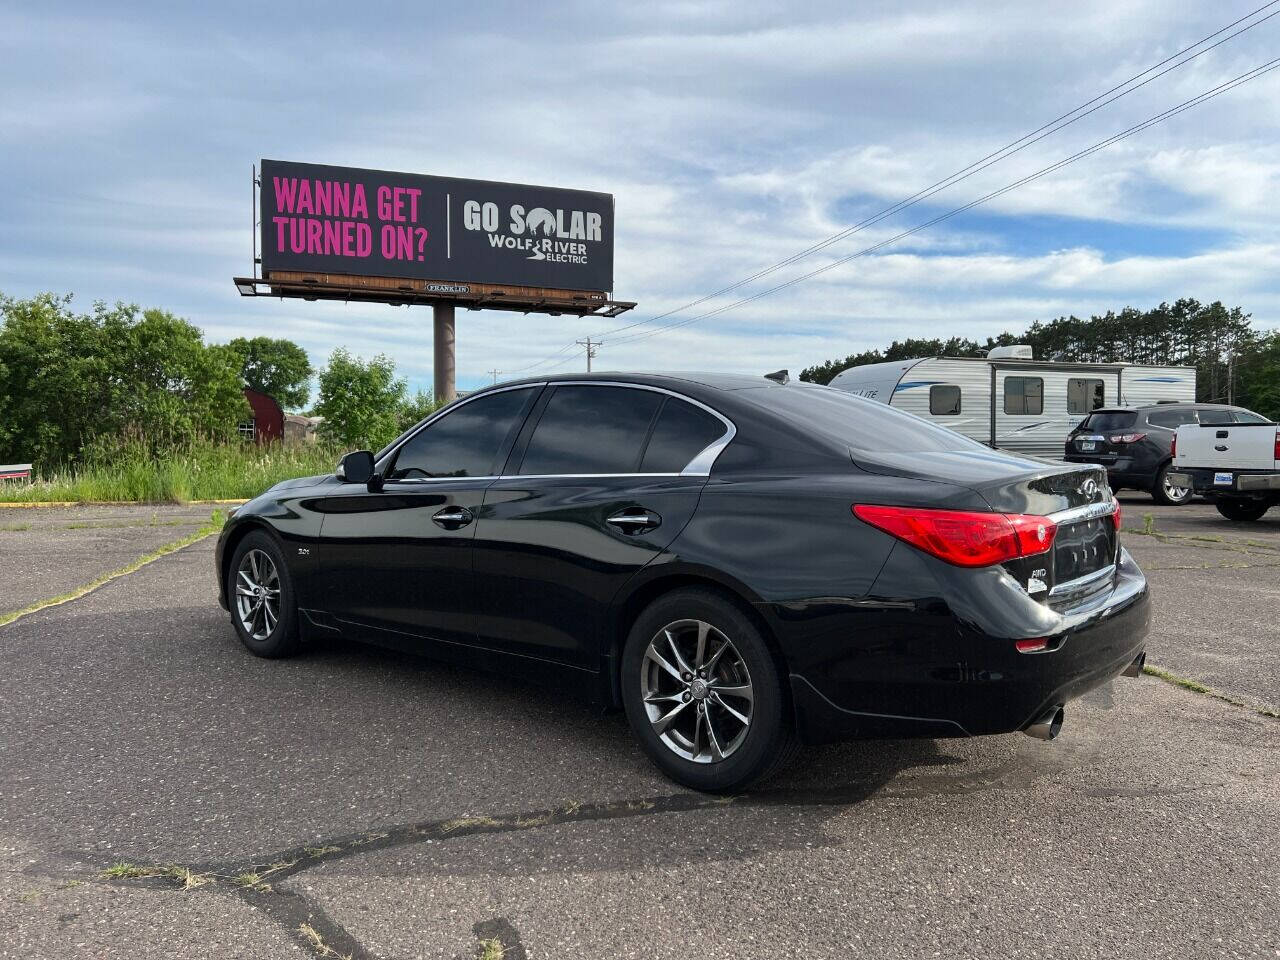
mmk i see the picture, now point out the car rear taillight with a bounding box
[1112,499,1122,530]
[1170,433,1176,458]
[1274,431,1280,461]
[1110,433,1147,444]
[852,505,1058,568]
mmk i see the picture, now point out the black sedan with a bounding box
[217,373,1150,791]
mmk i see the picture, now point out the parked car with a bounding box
[216,373,1150,791]
[1169,416,1280,521]
[1063,402,1271,505]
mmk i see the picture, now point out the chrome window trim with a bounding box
[1048,500,1118,526]
[500,472,685,480]
[384,476,500,485]
[376,379,737,482]
[1048,563,1117,598]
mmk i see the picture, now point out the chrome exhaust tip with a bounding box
[1023,706,1064,741]
[1122,652,1146,678]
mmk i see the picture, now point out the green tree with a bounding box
[1238,331,1280,421]
[799,300,1279,410]
[228,336,313,410]
[0,293,247,466]
[396,389,441,432]
[313,348,406,450]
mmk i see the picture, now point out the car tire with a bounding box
[227,530,301,658]
[1214,500,1270,522]
[621,588,799,792]
[1151,462,1193,506]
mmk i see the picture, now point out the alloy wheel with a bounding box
[235,548,281,641]
[1163,472,1192,504]
[641,619,754,763]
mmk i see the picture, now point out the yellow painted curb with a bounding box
[0,498,248,509]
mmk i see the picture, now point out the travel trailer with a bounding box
[828,346,1196,457]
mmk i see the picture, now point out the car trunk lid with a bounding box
[854,448,1117,606]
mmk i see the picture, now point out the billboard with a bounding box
[259,159,615,293]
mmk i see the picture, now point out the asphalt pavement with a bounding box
[0,504,218,616]
[0,503,1276,959]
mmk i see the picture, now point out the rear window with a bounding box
[760,385,985,453]
[1080,411,1136,432]
[519,385,662,475]
[640,398,726,472]
[1232,409,1272,424]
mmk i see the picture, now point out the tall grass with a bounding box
[0,437,344,503]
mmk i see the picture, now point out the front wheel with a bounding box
[1215,499,1270,522]
[1152,462,1193,506]
[621,588,798,792]
[227,530,301,657]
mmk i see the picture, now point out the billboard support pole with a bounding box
[433,303,456,404]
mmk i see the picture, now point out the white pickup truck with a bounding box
[1169,418,1280,520]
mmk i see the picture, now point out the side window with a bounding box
[1198,408,1233,425]
[1067,378,1105,415]
[640,398,726,472]
[929,384,961,416]
[1147,408,1196,429]
[1004,376,1044,415]
[1233,409,1271,424]
[519,386,662,475]
[387,387,535,480]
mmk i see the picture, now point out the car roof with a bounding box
[1087,402,1238,414]
[496,371,787,393]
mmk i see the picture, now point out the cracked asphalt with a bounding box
[1,502,1277,959]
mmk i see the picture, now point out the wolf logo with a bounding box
[523,207,557,237]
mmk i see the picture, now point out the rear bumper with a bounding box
[1169,467,1280,497]
[1062,453,1154,488]
[782,547,1150,744]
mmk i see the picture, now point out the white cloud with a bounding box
[3,0,1279,395]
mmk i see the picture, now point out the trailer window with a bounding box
[929,384,961,415]
[1003,377,1043,415]
[1067,378,1104,414]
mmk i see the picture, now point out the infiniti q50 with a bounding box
[216,373,1150,791]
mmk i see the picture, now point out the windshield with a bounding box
[1079,411,1136,432]
[755,384,987,453]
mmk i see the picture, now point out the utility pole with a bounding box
[576,336,599,373]
[488,368,501,384]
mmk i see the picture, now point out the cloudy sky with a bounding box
[3,1,1279,397]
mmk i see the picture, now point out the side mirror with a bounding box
[336,450,375,484]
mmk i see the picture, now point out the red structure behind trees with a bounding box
[242,388,284,444]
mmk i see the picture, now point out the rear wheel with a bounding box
[1152,462,1193,506]
[621,588,798,792]
[227,530,301,657]
[1215,499,1270,522]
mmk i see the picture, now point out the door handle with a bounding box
[606,509,662,535]
[432,506,473,529]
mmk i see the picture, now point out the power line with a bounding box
[510,2,1279,371]
[599,0,1279,342]
[602,57,1280,350]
